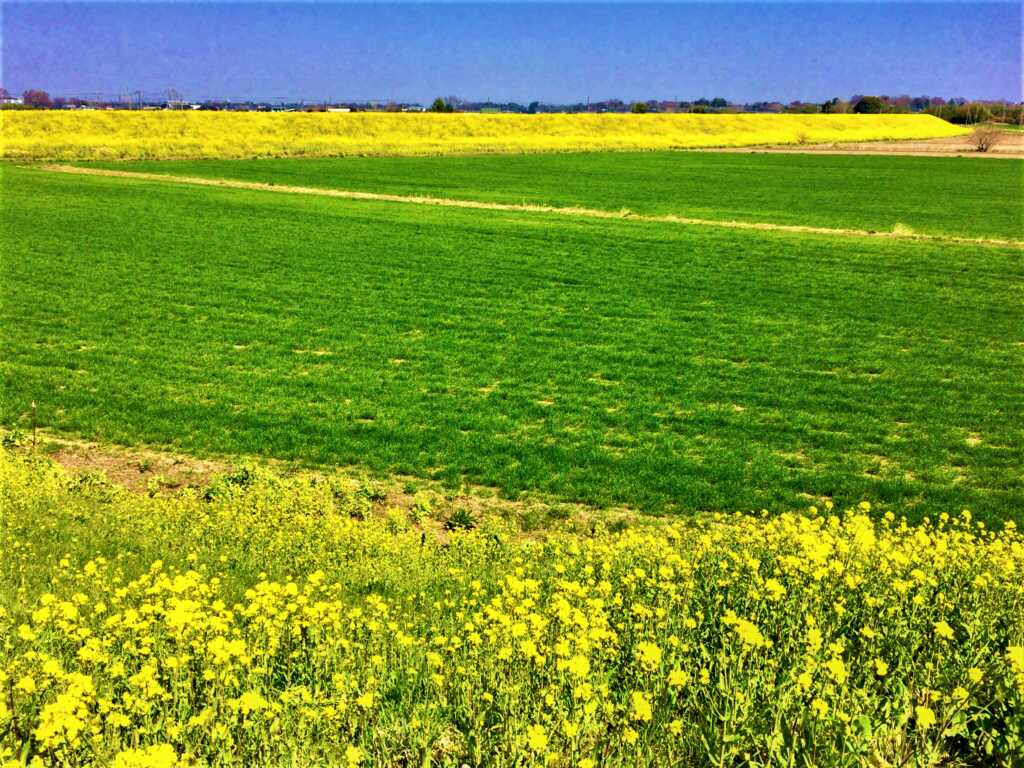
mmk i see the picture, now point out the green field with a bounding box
[92,151,1024,241]
[2,156,1023,523]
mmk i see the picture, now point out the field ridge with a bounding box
[38,163,1024,249]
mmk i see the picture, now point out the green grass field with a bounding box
[4,158,1023,524]
[90,151,1024,241]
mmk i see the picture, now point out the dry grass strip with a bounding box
[38,164,1024,250]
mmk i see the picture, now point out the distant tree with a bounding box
[710,98,728,109]
[853,96,885,114]
[784,101,819,114]
[821,97,849,114]
[908,96,931,112]
[926,101,993,125]
[22,89,53,108]
[0,87,9,100]
[630,102,648,113]
[925,103,955,122]
[747,101,784,113]
[961,102,992,124]
[526,101,540,114]
[429,97,454,113]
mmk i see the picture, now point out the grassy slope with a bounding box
[2,165,1022,522]
[93,151,1024,241]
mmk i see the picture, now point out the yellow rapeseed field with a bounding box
[0,111,966,160]
[1,450,1021,766]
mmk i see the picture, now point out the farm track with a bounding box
[38,163,1024,249]
[701,130,1024,159]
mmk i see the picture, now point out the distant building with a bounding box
[327,107,351,113]
[1,96,24,105]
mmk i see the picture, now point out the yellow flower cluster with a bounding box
[1,451,1021,766]
[0,111,966,161]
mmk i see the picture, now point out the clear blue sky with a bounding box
[2,2,1020,104]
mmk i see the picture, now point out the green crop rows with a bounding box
[2,154,1022,523]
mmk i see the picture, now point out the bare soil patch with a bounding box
[38,433,228,493]
[708,130,1024,159]
[5,429,642,537]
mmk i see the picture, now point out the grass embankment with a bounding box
[0,111,965,161]
[92,151,1024,242]
[2,165,1022,523]
[1,449,1022,766]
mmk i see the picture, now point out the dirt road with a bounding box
[705,130,1024,159]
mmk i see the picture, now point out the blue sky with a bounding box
[2,2,1020,103]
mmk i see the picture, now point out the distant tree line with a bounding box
[4,86,1021,125]
[925,101,1021,125]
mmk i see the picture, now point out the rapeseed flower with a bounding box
[237,691,268,715]
[630,691,653,722]
[526,724,548,752]
[667,668,688,688]
[0,112,967,162]
[825,657,848,685]
[565,654,590,677]
[1,451,1021,766]
[636,641,662,670]
[111,744,179,768]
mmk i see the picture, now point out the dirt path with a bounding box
[38,163,1024,249]
[706,131,1024,159]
